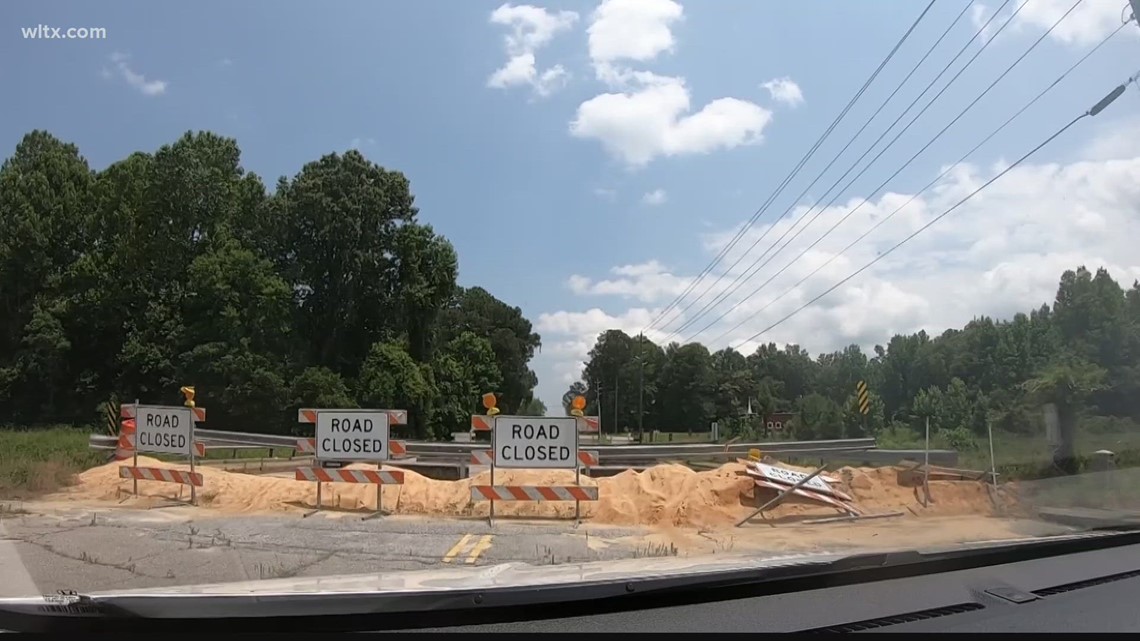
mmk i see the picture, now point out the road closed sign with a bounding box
[135,405,194,456]
[493,416,578,469]
[316,410,391,462]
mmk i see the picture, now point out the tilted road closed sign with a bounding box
[134,405,194,456]
[492,416,578,469]
[316,410,392,462]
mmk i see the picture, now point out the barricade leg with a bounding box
[303,480,323,518]
[362,465,383,521]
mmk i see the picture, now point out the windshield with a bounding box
[2,0,1140,612]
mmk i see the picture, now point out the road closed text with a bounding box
[134,407,194,456]
[320,437,386,455]
[137,431,188,450]
[493,418,578,469]
[315,411,392,462]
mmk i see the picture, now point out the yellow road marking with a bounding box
[465,534,494,565]
[442,533,473,564]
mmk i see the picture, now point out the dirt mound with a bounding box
[55,457,1000,528]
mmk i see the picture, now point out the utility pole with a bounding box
[596,381,603,436]
[614,374,620,436]
[636,331,646,443]
[638,362,645,442]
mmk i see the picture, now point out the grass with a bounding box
[0,426,107,499]
[872,422,1140,481]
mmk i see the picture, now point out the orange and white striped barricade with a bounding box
[118,402,207,504]
[298,407,407,426]
[296,408,407,519]
[119,466,203,488]
[576,416,600,433]
[468,414,597,526]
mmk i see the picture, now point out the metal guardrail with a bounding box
[92,432,960,476]
[91,432,877,461]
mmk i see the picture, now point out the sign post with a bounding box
[119,388,206,505]
[482,393,500,524]
[296,408,407,519]
[570,394,587,524]
[319,409,389,519]
[181,387,197,505]
[471,392,599,527]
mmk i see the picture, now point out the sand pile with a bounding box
[56,457,1000,528]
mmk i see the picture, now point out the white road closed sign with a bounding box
[493,416,578,469]
[316,410,391,462]
[135,405,194,456]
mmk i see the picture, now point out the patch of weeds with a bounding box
[634,542,678,558]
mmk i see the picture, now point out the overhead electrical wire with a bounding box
[729,74,1134,349]
[693,0,1086,345]
[705,19,1130,347]
[638,0,937,336]
[655,0,986,341]
[683,0,1084,344]
[667,0,1030,342]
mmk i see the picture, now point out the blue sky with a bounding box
[3,0,1140,413]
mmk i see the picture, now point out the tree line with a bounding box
[0,130,545,439]
[568,266,1140,455]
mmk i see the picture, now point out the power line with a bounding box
[706,20,1129,347]
[683,0,1080,344]
[639,0,937,336]
[729,76,1132,350]
[667,0,1023,342]
[657,0,986,341]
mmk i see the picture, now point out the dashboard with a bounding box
[410,537,1140,633]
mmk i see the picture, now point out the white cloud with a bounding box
[587,0,684,64]
[1012,0,1135,46]
[347,137,376,150]
[1081,116,1140,161]
[219,58,233,67]
[970,1,1138,49]
[593,187,617,200]
[761,77,804,108]
[534,127,1140,404]
[570,72,773,167]
[486,3,578,97]
[572,1,773,167]
[641,188,667,205]
[105,52,167,96]
[567,260,691,302]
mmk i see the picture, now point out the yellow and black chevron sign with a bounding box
[856,380,870,416]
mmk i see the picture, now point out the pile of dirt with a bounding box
[53,457,1000,528]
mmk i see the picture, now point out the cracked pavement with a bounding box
[0,504,654,596]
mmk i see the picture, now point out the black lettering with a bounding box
[549,424,560,440]
[512,424,522,439]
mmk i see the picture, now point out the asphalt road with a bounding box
[0,503,651,598]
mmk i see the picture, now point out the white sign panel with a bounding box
[316,410,391,462]
[750,462,839,496]
[135,405,194,456]
[493,416,578,469]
